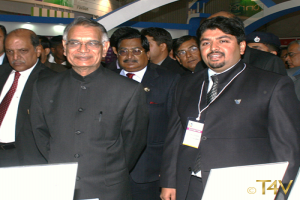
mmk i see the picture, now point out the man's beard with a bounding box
[207,60,225,69]
[207,51,225,69]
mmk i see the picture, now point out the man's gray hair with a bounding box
[288,40,300,50]
[63,16,109,43]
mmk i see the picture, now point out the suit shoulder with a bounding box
[150,63,180,78]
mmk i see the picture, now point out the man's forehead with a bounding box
[200,29,234,39]
[6,34,31,45]
[288,43,300,52]
[179,39,197,49]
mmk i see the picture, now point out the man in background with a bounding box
[246,31,281,56]
[173,35,201,73]
[0,28,54,167]
[48,35,70,67]
[38,36,68,72]
[115,28,180,200]
[141,27,186,75]
[105,27,140,71]
[285,41,300,74]
[0,25,8,65]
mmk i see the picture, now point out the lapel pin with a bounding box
[234,99,242,104]
[144,87,150,92]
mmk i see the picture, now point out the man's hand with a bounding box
[160,188,176,200]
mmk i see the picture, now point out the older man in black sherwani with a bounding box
[31,17,148,200]
[160,16,300,200]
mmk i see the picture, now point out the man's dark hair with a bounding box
[38,36,50,49]
[0,25,7,36]
[50,35,63,48]
[173,35,198,57]
[30,33,40,48]
[141,27,172,52]
[197,16,245,44]
[116,28,149,52]
[110,27,140,48]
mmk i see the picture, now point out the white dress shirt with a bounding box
[120,67,147,83]
[0,53,5,65]
[0,61,37,143]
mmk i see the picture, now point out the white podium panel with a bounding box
[202,162,289,200]
[0,162,78,200]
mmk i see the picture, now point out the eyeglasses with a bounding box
[66,40,102,49]
[118,48,144,56]
[284,52,300,58]
[176,46,199,57]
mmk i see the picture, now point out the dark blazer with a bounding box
[194,46,287,75]
[160,61,300,200]
[31,66,148,200]
[160,56,187,75]
[44,60,69,72]
[105,60,118,71]
[127,63,180,183]
[0,61,55,166]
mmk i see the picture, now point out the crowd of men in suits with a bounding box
[0,10,299,200]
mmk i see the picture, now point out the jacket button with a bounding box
[74,154,80,158]
[78,108,83,112]
[81,86,86,90]
[75,130,81,135]
[188,167,192,171]
[202,136,207,140]
[76,176,80,181]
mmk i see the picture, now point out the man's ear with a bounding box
[102,41,110,58]
[175,55,182,65]
[160,43,167,52]
[35,45,42,58]
[45,48,50,56]
[147,51,150,60]
[112,47,118,55]
[239,41,246,55]
[62,40,67,56]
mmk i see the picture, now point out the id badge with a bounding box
[182,117,204,149]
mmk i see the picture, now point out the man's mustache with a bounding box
[207,51,225,57]
[12,60,25,64]
[124,59,138,63]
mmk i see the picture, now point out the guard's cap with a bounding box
[246,32,281,48]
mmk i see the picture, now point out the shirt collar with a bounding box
[120,66,147,83]
[208,59,241,78]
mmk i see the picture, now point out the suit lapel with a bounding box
[15,61,44,137]
[0,64,12,94]
[141,64,159,87]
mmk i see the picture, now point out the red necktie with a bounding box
[126,73,135,79]
[0,71,21,126]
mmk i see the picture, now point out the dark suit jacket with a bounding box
[0,61,55,166]
[30,66,148,200]
[194,46,287,75]
[126,64,181,183]
[105,60,118,71]
[160,60,300,200]
[44,60,69,72]
[160,56,187,75]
